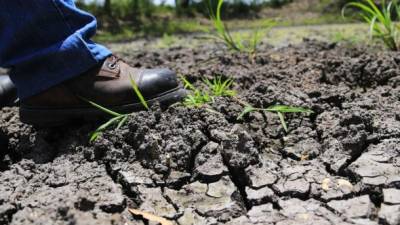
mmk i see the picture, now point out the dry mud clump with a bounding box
[1,40,400,225]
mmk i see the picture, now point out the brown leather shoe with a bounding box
[20,55,186,126]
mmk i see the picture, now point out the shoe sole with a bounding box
[20,87,187,127]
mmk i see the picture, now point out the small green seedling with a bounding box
[181,76,211,107]
[181,76,236,107]
[88,75,149,142]
[238,104,314,132]
[203,76,236,97]
[208,0,241,52]
[208,0,273,56]
[343,0,400,50]
[183,90,212,107]
[87,101,129,142]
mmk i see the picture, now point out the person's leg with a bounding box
[0,0,186,126]
[0,0,112,99]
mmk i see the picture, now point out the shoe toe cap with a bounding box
[0,75,17,107]
[139,69,179,96]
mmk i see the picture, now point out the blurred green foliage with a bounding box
[75,0,279,40]
[76,0,280,27]
[75,0,349,42]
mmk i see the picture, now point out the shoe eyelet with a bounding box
[108,63,117,70]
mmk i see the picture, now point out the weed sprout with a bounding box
[181,76,236,107]
[237,104,314,132]
[343,0,400,50]
[203,76,236,97]
[87,75,148,142]
[208,0,274,57]
[86,101,128,142]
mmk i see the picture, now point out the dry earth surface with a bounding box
[1,37,400,225]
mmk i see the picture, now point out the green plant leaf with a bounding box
[90,115,125,142]
[129,74,149,110]
[204,76,236,97]
[97,115,125,131]
[90,132,100,142]
[117,115,129,129]
[237,105,256,120]
[265,105,314,114]
[180,76,197,91]
[182,76,235,107]
[277,112,288,132]
[236,103,313,131]
[84,99,122,117]
[343,0,399,50]
[207,0,269,54]
[86,74,149,143]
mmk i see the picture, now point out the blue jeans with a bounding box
[0,0,112,99]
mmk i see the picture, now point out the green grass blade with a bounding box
[369,16,378,38]
[216,0,224,24]
[90,132,100,142]
[237,105,256,120]
[85,99,122,117]
[396,0,400,15]
[90,115,124,142]
[97,116,124,131]
[345,2,376,17]
[181,76,197,91]
[250,29,261,53]
[277,112,288,132]
[203,77,213,89]
[116,115,128,129]
[386,1,393,20]
[343,0,400,50]
[363,0,385,21]
[265,105,314,114]
[222,78,233,89]
[129,74,149,110]
[208,0,242,52]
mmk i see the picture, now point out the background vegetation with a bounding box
[75,0,350,41]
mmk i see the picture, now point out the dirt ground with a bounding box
[1,38,400,225]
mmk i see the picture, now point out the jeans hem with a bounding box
[14,33,112,99]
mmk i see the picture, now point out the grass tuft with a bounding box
[208,0,274,57]
[181,76,236,107]
[343,0,400,50]
[203,76,236,97]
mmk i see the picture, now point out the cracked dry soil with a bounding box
[1,40,400,225]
